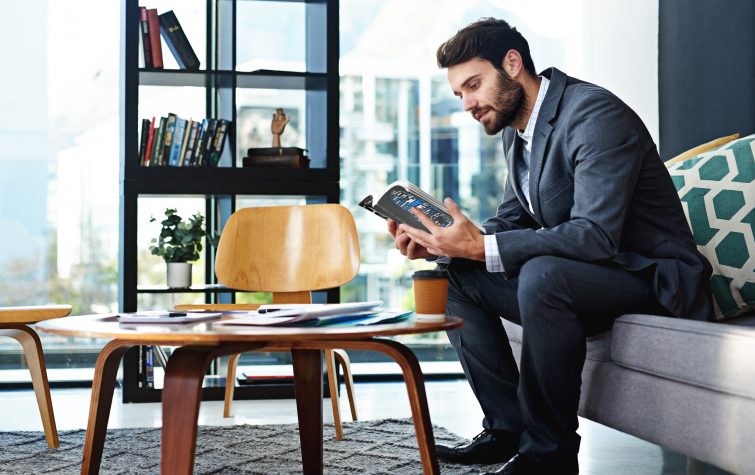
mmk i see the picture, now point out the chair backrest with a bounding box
[214,204,360,303]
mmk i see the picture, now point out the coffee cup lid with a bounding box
[413,269,448,279]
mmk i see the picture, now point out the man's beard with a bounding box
[480,69,526,135]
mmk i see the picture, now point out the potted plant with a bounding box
[149,208,207,288]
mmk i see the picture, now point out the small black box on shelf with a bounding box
[243,147,309,168]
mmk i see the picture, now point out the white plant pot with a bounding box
[166,262,192,289]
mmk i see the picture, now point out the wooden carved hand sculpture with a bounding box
[271,108,289,148]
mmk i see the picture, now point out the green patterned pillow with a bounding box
[667,133,755,319]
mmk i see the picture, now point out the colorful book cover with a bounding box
[160,113,177,166]
[143,116,156,166]
[168,117,187,166]
[146,9,163,68]
[208,119,230,167]
[158,10,200,70]
[182,120,199,166]
[178,119,193,166]
[139,7,152,68]
[150,116,167,167]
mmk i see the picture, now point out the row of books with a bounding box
[139,7,200,70]
[139,114,231,167]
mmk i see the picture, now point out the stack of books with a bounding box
[139,7,199,70]
[242,147,309,168]
[138,115,231,167]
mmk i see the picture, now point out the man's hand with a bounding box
[387,219,434,260]
[399,198,485,261]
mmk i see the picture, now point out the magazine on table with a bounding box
[213,301,411,326]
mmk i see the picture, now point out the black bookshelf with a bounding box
[119,0,340,403]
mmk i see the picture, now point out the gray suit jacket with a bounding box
[483,68,713,321]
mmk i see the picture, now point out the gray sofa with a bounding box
[502,313,755,474]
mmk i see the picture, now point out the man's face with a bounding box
[447,57,525,135]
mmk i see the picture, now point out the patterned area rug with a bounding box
[0,418,502,474]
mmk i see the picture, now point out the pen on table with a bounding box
[258,308,282,314]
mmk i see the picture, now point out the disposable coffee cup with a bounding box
[412,270,449,322]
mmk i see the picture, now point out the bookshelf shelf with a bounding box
[120,0,339,403]
[139,69,327,90]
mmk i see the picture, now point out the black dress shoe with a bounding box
[480,453,579,475]
[436,429,519,464]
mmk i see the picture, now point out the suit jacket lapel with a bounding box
[528,68,567,222]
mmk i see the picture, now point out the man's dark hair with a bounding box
[436,18,536,76]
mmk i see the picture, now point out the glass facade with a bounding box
[0,0,659,380]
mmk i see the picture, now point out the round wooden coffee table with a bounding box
[37,314,462,475]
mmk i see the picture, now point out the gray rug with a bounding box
[0,418,501,474]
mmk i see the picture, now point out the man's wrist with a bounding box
[471,235,486,262]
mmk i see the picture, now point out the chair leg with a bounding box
[224,353,241,418]
[333,349,358,421]
[325,349,344,440]
[0,326,59,448]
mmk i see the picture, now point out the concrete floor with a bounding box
[0,380,732,474]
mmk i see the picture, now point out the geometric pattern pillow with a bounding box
[667,133,755,319]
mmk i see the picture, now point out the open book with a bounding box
[359,180,454,233]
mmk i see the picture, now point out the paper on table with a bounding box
[215,309,380,327]
[255,301,383,318]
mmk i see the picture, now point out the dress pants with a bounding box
[445,255,665,463]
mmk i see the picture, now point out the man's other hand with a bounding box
[387,219,434,260]
[399,198,485,261]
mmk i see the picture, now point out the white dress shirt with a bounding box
[484,76,550,273]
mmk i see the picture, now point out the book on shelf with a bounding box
[150,116,167,167]
[138,7,152,68]
[167,117,186,166]
[243,147,310,168]
[159,10,200,70]
[142,345,154,388]
[359,180,455,233]
[146,8,164,69]
[207,119,230,167]
[180,120,198,166]
[160,113,177,166]
[139,114,231,167]
[143,117,156,166]
[197,119,217,166]
[138,118,150,165]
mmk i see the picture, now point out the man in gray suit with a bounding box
[389,18,712,475]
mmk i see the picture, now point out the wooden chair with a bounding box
[180,204,360,439]
[0,305,72,448]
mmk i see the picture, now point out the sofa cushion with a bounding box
[666,133,755,319]
[501,318,612,362]
[665,132,740,166]
[611,313,755,400]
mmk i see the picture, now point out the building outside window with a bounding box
[0,0,658,381]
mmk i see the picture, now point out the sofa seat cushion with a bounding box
[501,318,612,362]
[611,313,755,400]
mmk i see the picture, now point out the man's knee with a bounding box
[517,256,572,312]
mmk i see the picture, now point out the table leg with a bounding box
[1,326,59,448]
[81,340,133,475]
[291,349,323,475]
[303,340,439,475]
[161,343,263,475]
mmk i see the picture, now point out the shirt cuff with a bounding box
[484,234,505,273]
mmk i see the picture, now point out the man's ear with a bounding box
[501,49,523,79]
